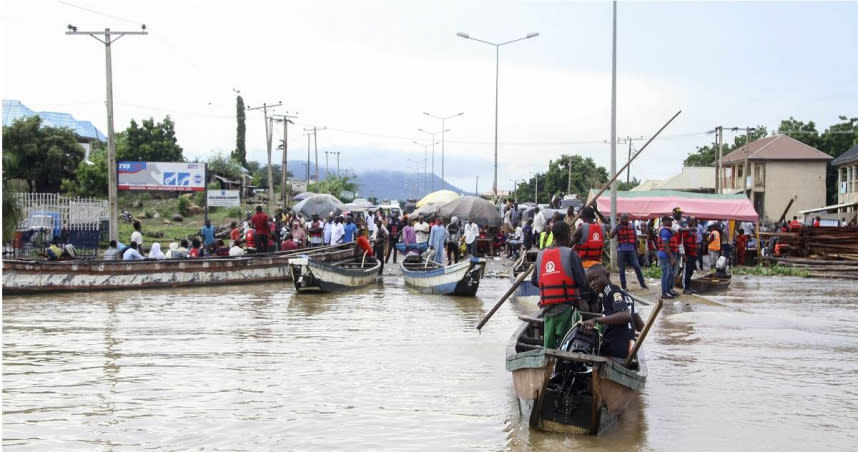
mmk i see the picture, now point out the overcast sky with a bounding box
[3,0,856,194]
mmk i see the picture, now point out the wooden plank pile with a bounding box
[767,226,858,278]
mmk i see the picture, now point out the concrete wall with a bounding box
[762,160,828,222]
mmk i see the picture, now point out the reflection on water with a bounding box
[3,275,858,450]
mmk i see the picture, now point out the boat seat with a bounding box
[518,315,544,325]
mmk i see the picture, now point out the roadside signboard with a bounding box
[118,162,206,192]
[207,190,240,207]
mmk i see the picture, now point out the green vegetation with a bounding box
[643,265,662,279]
[3,116,85,192]
[2,147,23,239]
[309,175,358,200]
[731,264,809,277]
[232,94,247,167]
[515,154,608,203]
[116,116,184,162]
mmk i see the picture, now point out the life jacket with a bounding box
[245,230,256,249]
[616,223,635,245]
[576,222,604,261]
[658,227,678,253]
[683,228,698,257]
[539,231,554,249]
[788,220,802,231]
[536,247,581,306]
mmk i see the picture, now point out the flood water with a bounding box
[3,269,857,450]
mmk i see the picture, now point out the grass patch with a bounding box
[643,265,662,279]
[731,264,809,277]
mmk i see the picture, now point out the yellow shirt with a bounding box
[708,230,721,251]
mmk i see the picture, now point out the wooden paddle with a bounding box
[474,110,682,331]
[624,297,662,367]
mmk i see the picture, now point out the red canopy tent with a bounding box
[588,190,758,222]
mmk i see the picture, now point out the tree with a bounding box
[207,152,244,181]
[2,116,85,192]
[3,147,23,239]
[309,175,358,200]
[516,154,608,203]
[116,116,184,162]
[780,116,858,204]
[232,95,247,167]
[617,178,640,191]
[683,126,768,167]
[60,143,108,197]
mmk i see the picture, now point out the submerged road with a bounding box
[3,260,857,450]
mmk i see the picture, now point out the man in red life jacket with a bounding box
[531,221,590,349]
[571,206,608,269]
[356,234,374,258]
[788,216,802,232]
[681,217,699,294]
[608,213,647,290]
[244,228,256,253]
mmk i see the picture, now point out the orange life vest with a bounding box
[536,247,581,306]
[682,228,698,257]
[788,220,802,231]
[245,230,256,248]
[576,222,604,261]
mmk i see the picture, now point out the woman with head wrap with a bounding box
[148,242,166,259]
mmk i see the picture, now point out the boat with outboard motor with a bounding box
[2,243,354,295]
[400,255,486,296]
[288,251,381,293]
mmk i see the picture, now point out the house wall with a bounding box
[762,160,828,222]
[837,164,858,217]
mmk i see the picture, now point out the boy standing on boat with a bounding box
[531,221,589,349]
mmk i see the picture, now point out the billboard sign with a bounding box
[207,190,240,207]
[118,162,206,192]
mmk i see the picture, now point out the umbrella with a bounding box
[412,202,441,219]
[291,194,345,219]
[292,191,317,201]
[416,190,459,208]
[437,196,502,227]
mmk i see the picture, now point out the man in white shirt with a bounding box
[331,217,346,244]
[414,216,430,244]
[130,221,144,251]
[532,207,546,236]
[464,217,480,257]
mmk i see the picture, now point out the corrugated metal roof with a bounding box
[658,166,715,191]
[720,134,832,163]
[832,144,858,166]
[630,179,664,191]
[2,99,106,141]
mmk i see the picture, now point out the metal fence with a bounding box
[5,193,108,258]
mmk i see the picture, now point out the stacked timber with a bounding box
[769,226,858,278]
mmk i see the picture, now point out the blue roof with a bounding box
[832,144,858,167]
[2,99,106,141]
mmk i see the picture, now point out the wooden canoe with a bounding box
[510,250,540,303]
[400,256,486,296]
[289,252,381,293]
[687,272,731,294]
[506,315,647,435]
[2,243,355,295]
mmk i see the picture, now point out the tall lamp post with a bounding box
[423,111,463,188]
[418,128,449,191]
[456,31,539,201]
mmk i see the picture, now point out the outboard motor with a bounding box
[548,323,601,394]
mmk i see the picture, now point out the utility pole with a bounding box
[715,126,724,194]
[423,112,464,189]
[617,136,644,184]
[272,113,297,206]
[304,132,312,184]
[609,0,618,272]
[331,151,341,178]
[66,25,147,242]
[534,174,539,203]
[475,176,478,196]
[247,101,282,212]
[304,126,326,184]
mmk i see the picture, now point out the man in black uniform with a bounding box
[582,265,644,359]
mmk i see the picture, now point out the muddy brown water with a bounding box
[3,269,857,450]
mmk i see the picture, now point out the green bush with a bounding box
[177,196,191,216]
[226,206,242,218]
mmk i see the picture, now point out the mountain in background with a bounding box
[284,160,470,201]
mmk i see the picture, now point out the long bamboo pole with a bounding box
[475,110,682,331]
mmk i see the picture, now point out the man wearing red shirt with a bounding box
[735,228,749,266]
[251,205,271,253]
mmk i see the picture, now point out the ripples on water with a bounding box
[3,274,857,450]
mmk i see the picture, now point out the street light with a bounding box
[423,111,463,187]
[457,31,539,201]
[417,128,449,191]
